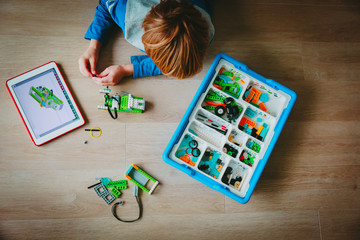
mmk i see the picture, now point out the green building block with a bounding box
[106,180,127,188]
[110,186,122,198]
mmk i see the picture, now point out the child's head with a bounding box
[142,0,210,79]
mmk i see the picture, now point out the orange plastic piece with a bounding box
[245,90,255,102]
[205,101,226,107]
[240,79,245,84]
[219,67,225,75]
[239,117,256,128]
[239,117,247,127]
[213,84,222,90]
[179,155,195,166]
[245,118,256,128]
[251,89,262,104]
[259,102,267,112]
[132,164,139,170]
[256,126,264,135]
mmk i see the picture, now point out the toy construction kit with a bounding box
[89,164,159,222]
[163,53,296,204]
[98,87,145,119]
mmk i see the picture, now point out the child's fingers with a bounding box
[92,75,112,86]
[78,58,92,77]
[89,58,97,75]
[93,75,119,86]
[97,67,112,77]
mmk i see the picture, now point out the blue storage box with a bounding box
[162,53,296,204]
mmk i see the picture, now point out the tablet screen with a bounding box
[11,68,81,139]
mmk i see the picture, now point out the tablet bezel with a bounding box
[6,61,85,146]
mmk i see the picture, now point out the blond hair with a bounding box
[142,0,210,79]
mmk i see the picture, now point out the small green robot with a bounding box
[97,87,145,119]
[29,86,63,111]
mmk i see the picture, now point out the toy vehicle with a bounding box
[203,90,242,123]
[29,86,63,111]
[98,87,145,119]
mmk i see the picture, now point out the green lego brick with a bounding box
[120,95,129,110]
[129,178,149,193]
[137,168,158,183]
[106,180,127,188]
[204,106,216,110]
[206,95,225,101]
[110,186,122,198]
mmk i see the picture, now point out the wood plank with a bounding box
[0,211,320,240]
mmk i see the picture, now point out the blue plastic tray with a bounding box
[162,53,296,204]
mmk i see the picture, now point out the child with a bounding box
[78,0,215,86]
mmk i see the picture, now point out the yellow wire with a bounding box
[90,127,102,138]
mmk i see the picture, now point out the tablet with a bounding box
[6,61,85,146]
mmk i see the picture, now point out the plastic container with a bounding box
[162,53,296,204]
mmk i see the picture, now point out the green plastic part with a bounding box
[110,186,122,198]
[137,168,157,183]
[221,71,233,77]
[106,180,127,188]
[204,106,216,110]
[206,91,225,101]
[129,178,150,193]
[250,102,260,108]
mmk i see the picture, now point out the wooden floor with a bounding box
[1,0,359,239]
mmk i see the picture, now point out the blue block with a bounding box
[218,74,232,83]
[245,108,257,118]
[259,93,270,103]
[246,142,254,148]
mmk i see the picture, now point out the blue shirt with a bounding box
[85,0,214,78]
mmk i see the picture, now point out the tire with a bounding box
[192,148,201,157]
[215,106,226,116]
[224,97,234,105]
[189,140,198,148]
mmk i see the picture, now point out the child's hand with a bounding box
[92,64,133,86]
[78,40,101,77]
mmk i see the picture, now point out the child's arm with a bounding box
[79,0,115,77]
[91,55,162,85]
[130,55,163,78]
[84,0,115,44]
